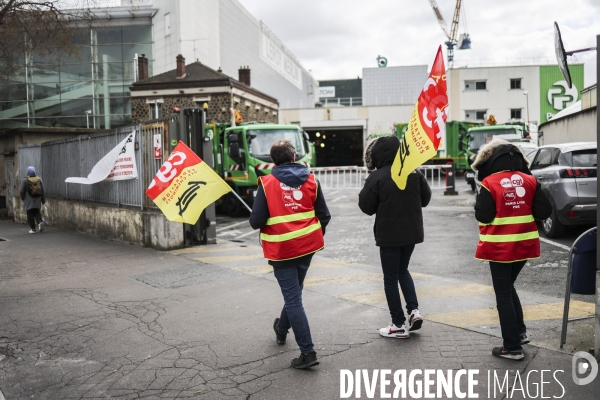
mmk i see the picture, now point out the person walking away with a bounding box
[471,139,551,360]
[249,140,331,369]
[20,166,46,234]
[358,136,431,339]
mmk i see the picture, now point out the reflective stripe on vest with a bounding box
[479,231,539,243]
[266,210,316,226]
[261,221,322,242]
[478,215,535,226]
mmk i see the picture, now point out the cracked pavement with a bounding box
[0,215,598,399]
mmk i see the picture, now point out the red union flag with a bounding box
[392,46,448,189]
[146,141,231,224]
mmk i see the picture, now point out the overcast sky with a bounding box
[238,0,599,87]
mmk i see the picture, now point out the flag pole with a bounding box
[230,190,253,213]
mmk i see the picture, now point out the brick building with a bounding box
[130,55,279,124]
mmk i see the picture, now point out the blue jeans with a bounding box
[380,245,419,327]
[489,260,527,351]
[273,261,314,354]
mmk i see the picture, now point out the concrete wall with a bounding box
[538,106,597,145]
[13,196,184,250]
[279,104,414,137]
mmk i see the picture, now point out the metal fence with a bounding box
[310,164,454,191]
[18,122,168,210]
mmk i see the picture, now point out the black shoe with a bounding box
[273,318,286,345]
[291,351,319,369]
[492,346,524,360]
[520,334,530,345]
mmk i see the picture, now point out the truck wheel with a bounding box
[542,207,565,238]
[470,181,476,192]
[223,192,244,217]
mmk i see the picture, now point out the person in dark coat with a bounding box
[358,135,432,339]
[249,140,331,369]
[19,166,46,234]
[472,139,551,360]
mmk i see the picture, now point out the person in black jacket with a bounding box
[472,139,552,360]
[358,135,432,339]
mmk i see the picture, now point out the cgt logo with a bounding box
[547,81,578,111]
[572,352,598,385]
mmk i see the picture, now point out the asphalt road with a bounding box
[216,179,597,352]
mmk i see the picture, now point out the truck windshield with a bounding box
[247,129,306,158]
[468,128,518,151]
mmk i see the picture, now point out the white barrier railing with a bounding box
[310,166,368,189]
[310,164,454,191]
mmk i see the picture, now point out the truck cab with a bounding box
[210,123,312,216]
[464,124,531,191]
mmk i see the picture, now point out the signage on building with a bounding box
[319,86,336,98]
[154,134,162,159]
[539,65,584,123]
[260,25,303,90]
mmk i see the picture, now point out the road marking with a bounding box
[330,196,347,203]
[236,229,258,239]
[326,190,341,196]
[539,237,570,251]
[339,283,495,304]
[425,300,594,328]
[169,245,261,255]
[232,265,273,275]
[216,220,249,232]
[194,254,263,263]
[304,272,431,287]
[217,229,242,237]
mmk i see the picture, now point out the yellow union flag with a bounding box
[392,46,448,189]
[146,141,231,224]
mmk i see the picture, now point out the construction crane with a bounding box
[428,0,471,67]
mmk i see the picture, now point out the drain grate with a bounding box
[132,263,239,289]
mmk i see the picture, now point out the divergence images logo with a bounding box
[501,175,526,201]
[547,80,578,111]
[572,351,598,385]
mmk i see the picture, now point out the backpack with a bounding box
[27,176,42,197]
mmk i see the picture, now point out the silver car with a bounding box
[528,142,597,238]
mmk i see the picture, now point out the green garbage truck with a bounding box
[205,122,314,216]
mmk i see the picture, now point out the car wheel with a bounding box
[542,207,566,238]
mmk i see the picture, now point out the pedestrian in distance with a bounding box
[358,135,432,339]
[471,139,551,360]
[249,140,331,369]
[19,166,46,234]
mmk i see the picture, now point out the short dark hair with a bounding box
[270,140,296,165]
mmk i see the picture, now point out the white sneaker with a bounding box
[379,323,409,339]
[38,222,45,232]
[28,229,36,234]
[408,309,423,331]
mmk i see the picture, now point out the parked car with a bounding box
[527,142,597,238]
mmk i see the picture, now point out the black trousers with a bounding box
[380,245,419,327]
[26,208,43,230]
[489,260,527,351]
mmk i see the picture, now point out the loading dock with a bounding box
[300,120,366,167]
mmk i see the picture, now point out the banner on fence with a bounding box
[65,132,138,184]
[146,141,232,224]
[391,46,448,190]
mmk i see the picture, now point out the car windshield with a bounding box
[570,149,597,167]
[247,129,306,158]
[468,128,519,151]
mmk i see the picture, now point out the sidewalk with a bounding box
[0,220,598,399]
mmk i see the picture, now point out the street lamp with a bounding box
[523,91,530,131]
[85,110,92,129]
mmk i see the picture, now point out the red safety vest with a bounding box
[476,171,540,262]
[259,173,324,261]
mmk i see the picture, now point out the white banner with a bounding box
[65,132,138,184]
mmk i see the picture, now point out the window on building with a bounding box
[510,108,522,119]
[465,80,486,91]
[510,78,522,89]
[465,110,487,121]
[150,103,162,119]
